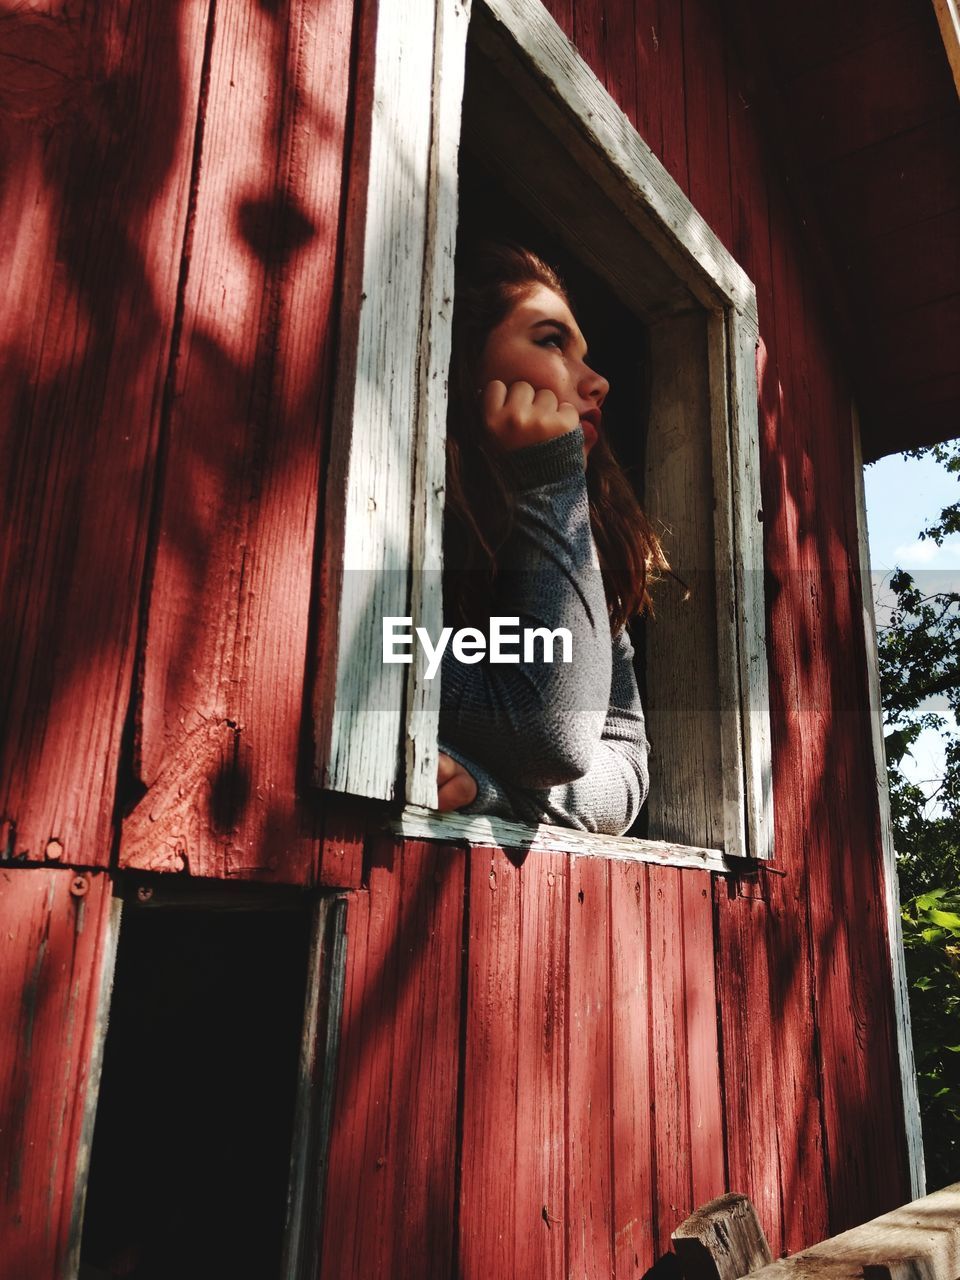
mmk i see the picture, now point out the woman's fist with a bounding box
[482,380,580,452]
[437,751,478,812]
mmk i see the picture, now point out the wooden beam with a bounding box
[476,0,758,322]
[851,407,925,1199]
[932,0,960,100]
[404,0,473,809]
[672,1192,773,1280]
[313,0,439,800]
[746,1183,960,1280]
[389,803,731,872]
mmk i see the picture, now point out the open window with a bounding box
[314,0,772,865]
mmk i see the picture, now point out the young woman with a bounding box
[436,242,667,836]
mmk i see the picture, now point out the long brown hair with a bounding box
[444,241,668,635]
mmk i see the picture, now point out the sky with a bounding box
[863,449,960,806]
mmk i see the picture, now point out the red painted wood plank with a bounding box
[712,882,784,1255]
[749,159,832,1256]
[602,0,640,132]
[851,209,960,322]
[681,0,733,249]
[541,0,575,43]
[317,851,398,1279]
[756,0,920,80]
[795,299,912,1231]
[317,794,366,890]
[762,181,842,1254]
[0,867,117,1280]
[120,0,355,882]
[765,169,911,1230]
[572,0,605,86]
[654,0,687,187]
[566,857,614,1278]
[783,18,956,165]
[811,114,960,244]
[869,294,960,390]
[458,846,522,1278]
[647,865,692,1252]
[680,871,724,1208]
[610,862,655,1278]
[514,852,568,1278]
[764,865,830,1254]
[0,1,210,865]
[632,0,665,156]
[319,837,465,1278]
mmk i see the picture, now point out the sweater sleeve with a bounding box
[438,424,613,789]
[439,625,649,837]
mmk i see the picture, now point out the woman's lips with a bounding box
[580,408,602,448]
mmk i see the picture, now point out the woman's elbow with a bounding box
[511,736,595,789]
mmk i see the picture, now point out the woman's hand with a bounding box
[482,379,580,452]
[437,751,478,812]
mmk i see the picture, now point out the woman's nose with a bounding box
[579,363,609,405]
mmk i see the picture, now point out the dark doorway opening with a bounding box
[79,888,311,1280]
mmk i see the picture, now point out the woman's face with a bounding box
[477,283,609,456]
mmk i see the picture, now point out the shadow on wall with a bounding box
[0,0,911,1269]
[0,0,357,879]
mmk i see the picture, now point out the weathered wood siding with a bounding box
[1,0,358,885]
[320,841,724,1278]
[315,0,913,1266]
[0,870,118,1280]
[0,0,913,1271]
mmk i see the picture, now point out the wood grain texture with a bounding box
[747,1183,960,1280]
[319,838,466,1279]
[610,863,655,1277]
[317,794,367,891]
[514,852,568,1277]
[567,857,614,1279]
[734,106,832,1252]
[673,1192,773,1280]
[850,414,924,1197]
[648,866,692,1247]
[761,163,911,1232]
[0,0,211,865]
[713,878,785,1255]
[477,0,757,319]
[932,0,960,96]
[0,868,119,1280]
[120,0,355,882]
[728,309,775,862]
[313,0,437,802]
[681,871,725,1209]
[405,0,473,809]
[390,804,727,871]
[645,312,725,853]
[459,846,524,1276]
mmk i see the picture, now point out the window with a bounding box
[314,0,773,865]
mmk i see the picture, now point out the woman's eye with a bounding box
[537,332,564,350]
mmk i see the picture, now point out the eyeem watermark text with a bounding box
[383,617,573,679]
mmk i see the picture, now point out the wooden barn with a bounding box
[2,0,959,1276]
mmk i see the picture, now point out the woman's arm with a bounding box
[439,425,612,788]
[440,625,648,837]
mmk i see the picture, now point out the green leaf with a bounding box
[916,889,950,910]
[927,908,960,933]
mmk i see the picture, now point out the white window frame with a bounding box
[314,0,773,866]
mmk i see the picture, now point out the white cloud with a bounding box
[890,537,960,568]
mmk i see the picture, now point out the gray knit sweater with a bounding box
[438,423,650,836]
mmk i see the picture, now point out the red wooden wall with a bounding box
[0,0,913,1274]
[319,840,724,1278]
